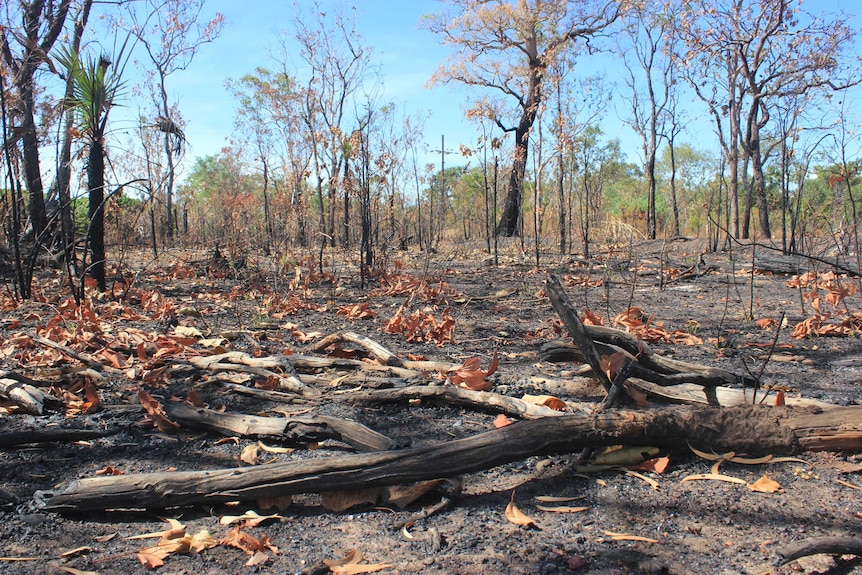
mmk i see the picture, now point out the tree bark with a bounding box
[33,404,862,512]
[87,138,106,292]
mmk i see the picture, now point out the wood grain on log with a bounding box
[33,404,861,512]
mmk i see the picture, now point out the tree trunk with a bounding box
[33,404,862,512]
[19,81,48,237]
[497,122,529,237]
[87,139,106,292]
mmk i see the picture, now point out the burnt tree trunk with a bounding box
[33,404,862,512]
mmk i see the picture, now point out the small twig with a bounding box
[394,496,452,529]
[29,333,120,373]
[756,312,786,405]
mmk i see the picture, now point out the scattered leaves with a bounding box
[447,352,498,391]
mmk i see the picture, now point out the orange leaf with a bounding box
[494,414,514,428]
[138,390,180,433]
[599,352,626,380]
[448,351,498,391]
[629,456,670,474]
[747,475,782,493]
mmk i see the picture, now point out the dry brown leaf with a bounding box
[599,351,627,380]
[240,444,260,465]
[593,445,659,466]
[622,469,659,490]
[680,473,747,485]
[689,445,735,462]
[173,325,203,338]
[58,567,99,575]
[136,544,170,569]
[521,394,566,411]
[603,530,659,543]
[245,550,269,566]
[331,563,395,575]
[324,549,395,574]
[747,475,782,493]
[505,492,539,528]
[137,391,180,433]
[59,546,92,558]
[534,495,587,503]
[728,455,773,465]
[219,525,279,555]
[94,533,118,542]
[448,352,498,391]
[127,518,185,540]
[535,505,589,513]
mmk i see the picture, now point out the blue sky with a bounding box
[146,0,480,176]
[117,0,862,181]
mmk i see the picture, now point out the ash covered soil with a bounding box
[0,238,860,575]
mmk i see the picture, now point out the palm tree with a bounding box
[57,47,125,292]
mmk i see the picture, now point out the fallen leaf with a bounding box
[59,546,92,558]
[240,444,260,465]
[680,473,747,485]
[603,530,659,543]
[521,394,567,411]
[629,456,670,474]
[593,445,658,466]
[622,469,659,490]
[599,351,627,380]
[448,352,498,391]
[136,544,170,569]
[173,325,203,338]
[127,518,185,540]
[747,475,782,493]
[505,492,539,528]
[94,465,124,476]
[245,550,269,566]
[94,533,118,542]
[324,549,394,574]
[137,391,180,433]
[689,445,735,462]
[534,495,587,503]
[535,505,589,513]
[493,414,514,428]
[58,567,99,575]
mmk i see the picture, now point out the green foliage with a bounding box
[56,47,125,136]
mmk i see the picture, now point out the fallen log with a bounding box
[164,403,396,452]
[32,404,862,512]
